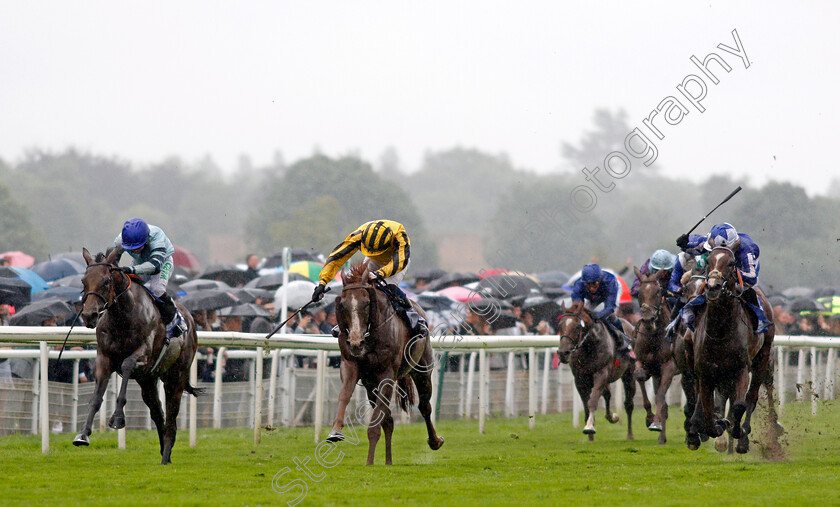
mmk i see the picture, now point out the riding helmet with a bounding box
[649,249,676,272]
[121,218,150,250]
[581,263,602,284]
[360,221,393,256]
[704,222,738,250]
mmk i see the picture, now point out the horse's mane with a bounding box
[94,252,108,263]
[342,262,369,285]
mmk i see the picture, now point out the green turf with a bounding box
[1,400,838,506]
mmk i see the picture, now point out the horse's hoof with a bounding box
[582,425,596,435]
[326,430,345,443]
[108,415,125,430]
[736,440,750,454]
[699,433,709,442]
[648,422,663,432]
[72,434,90,447]
[428,436,444,450]
[714,435,729,453]
[686,433,701,450]
[606,412,619,424]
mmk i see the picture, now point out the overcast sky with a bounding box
[1,1,837,195]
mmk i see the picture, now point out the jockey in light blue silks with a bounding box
[667,223,772,337]
[113,218,188,339]
[571,263,636,360]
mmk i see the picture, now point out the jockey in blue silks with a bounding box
[571,263,636,360]
[668,223,772,336]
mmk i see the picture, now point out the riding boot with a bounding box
[157,292,188,339]
[742,287,773,334]
[386,283,428,339]
[681,307,695,331]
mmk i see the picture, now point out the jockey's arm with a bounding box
[132,247,167,275]
[668,259,685,294]
[735,248,759,287]
[593,277,618,320]
[318,231,364,285]
[372,230,410,279]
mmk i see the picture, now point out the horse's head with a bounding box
[556,301,592,363]
[634,266,666,322]
[335,262,376,358]
[705,247,737,300]
[80,247,122,328]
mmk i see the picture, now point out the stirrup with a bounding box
[166,312,187,338]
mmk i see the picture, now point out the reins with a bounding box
[339,284,398,340]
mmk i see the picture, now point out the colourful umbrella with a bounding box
[0,251,35,268]
[172,245,201,271]
[435,286,483,303]
[289,261,324,283]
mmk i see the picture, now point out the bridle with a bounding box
[82,262,132,319]
[339,284,396,342]
[706,247,740,302]
[557,311,591,353]
[637,278,666,324]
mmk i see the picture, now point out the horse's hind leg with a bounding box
[139,378,165,456]
[73,355,112,446]
[365,375,395,466]
[410,362,444,450]
[602,385,618,424]
[635,365,654,429]
[738,340,774,454]
[160,376,187,465]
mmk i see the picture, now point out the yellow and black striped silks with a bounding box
[318,220,410,285]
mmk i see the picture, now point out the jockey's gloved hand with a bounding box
[676,233,690,249]
[312,283,327,302]
[116,266,134,274]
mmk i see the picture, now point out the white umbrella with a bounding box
[274,280,317,310]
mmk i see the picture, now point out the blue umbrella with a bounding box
[6,267,49,293]
[32,286,83,304]
[31,258,85,282]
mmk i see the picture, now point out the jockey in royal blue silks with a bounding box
[572,263,636,360]
[113,218,188,339]
[668,223,772,336]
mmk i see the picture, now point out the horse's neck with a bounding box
[705,293,739,335]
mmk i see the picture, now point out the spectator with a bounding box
[219,314,248,381]
[243,254,260,284]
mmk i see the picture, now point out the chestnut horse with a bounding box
[556,301,636,440]
[73,248,200,465]
[327,263,443,465]
[632,267,676,444]
[686,246,775,453]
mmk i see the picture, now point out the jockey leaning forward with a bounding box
[311,220,428,339]
[630,248,677,298]
[669,222,772,336]
[571,263,636,360]
[112,218,188,339]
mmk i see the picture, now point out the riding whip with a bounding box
[55,307,84,364]
[685,186,742,236]
[265,286,331,339]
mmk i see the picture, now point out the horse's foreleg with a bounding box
[160,376,186,465]
[328,360,360,442]
[653,360,677,444]
[73,355,111,446]
[584,370,610,437]
[366,374,395,466]
[109,353,143,430]
[622,367,636,440]
[634,363,654,429]
[729,367,750,444]
[411,353,443,450]
[139,378,165,456]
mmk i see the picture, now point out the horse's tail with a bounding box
[397,376,416,413]
[185,382,206,397]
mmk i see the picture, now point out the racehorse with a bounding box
[327,262,444,465]
[686,246,775,453]
[556,301,636,441]
[632,267,676,444]
[73,248,201,465]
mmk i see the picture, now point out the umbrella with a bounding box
[172,245,201,271]
[466,297,513,314]
[477,274,540,299]
[814,287,840,298]
[245,272,310,291]
[180,279,232,292]
[0,267,50,294]
[412,268,447,283]
[218,303,273,318]
[563,269,633,304]
[0,277,32,307]
[425,272,481,292]
[229,288,275,304]
[789,298,823,313]
[178,289,241,311]
[289,260,324,283]
[782,287,815,300]
[51,274,84,288]
[415,293,459,312]
[479,268,509,279]
[262,248,325,269]
[31,258,86,282]
[521,295,562,322]
[489,310,519,330]
[535,270,570,285]
[52,251,87,266]
[9,297,74,326]
[0,251,35,268]
[32,286,83,304]
[435,286,483,303]
[274,280,317,310]
[197,264,250,287]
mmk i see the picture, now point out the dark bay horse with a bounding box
[73,248,200,465]
[686,246,775,453]
[671,264,707,443]
[556,302,636,441]
[327,263,443,465]
[632,267,676,444]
